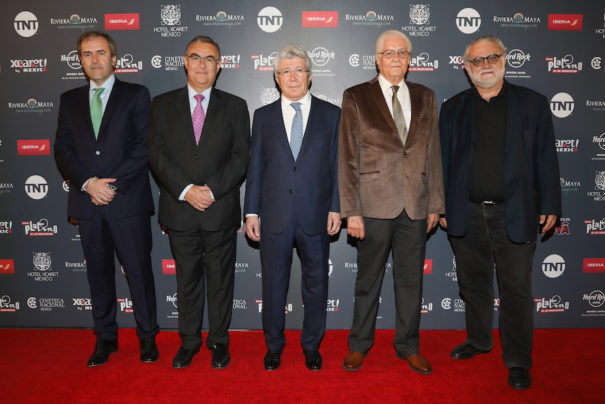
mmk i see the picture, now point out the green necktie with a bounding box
[90,88,105,139]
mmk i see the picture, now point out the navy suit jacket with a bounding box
[244,96,340,235]
[439,82,561,243]
[54,78,154,219]
[148,86,250,231]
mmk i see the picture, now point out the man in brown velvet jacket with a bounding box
[339,30,444,374]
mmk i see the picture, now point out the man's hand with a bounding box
[327,212,341,235]
[540,214,558,234]
[347,215,364,239]
[439,217,448,229]
[427,213,439,233]
[245,216,261,241]
[88,178,116,205]
[184,185,215,211]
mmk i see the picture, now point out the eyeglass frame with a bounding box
[466,53,503,68]
[377,49,412,59]
[186,53,218,65]
[275,67,310,76]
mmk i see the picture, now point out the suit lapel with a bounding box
[97,78,121,140]
[269,99,294,161]
[76,85,96,141]
[370,77,399,136]
[175,87,197,148]
[406,82,421,147]
[504,84,525,175]
[296,96,318,162]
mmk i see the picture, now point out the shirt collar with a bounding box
[187,84,212,101]
[378,74,407,93]
[281,91,312,109]
[89,74,115,92]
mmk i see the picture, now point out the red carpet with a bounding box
[0,328,603,403]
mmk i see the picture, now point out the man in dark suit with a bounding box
[439,35,561,390]
[148,36,250,369]
[339,30,444,374]
[54,31,159,367]
[244,45,341,371]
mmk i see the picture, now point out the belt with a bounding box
[480,200,498,206]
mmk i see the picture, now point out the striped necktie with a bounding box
[192,93,206,145]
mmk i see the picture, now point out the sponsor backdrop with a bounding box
[1,0,604,332]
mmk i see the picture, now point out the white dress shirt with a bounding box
[281,91,312,142]
[89,74,115,114]
[378,74,411,130]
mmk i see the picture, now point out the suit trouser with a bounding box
[168,225,237,351]
[78,211,158,342]
[348,209,426,356]
[260,211,329,351]
[449,202,535,369]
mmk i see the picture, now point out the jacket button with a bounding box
[288,189,293,194]
[293,167,297,172]
[193,153,200,159]
[95,151,100,155]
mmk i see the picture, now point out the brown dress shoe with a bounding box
[401,353,432,375]
[343,351,364,371]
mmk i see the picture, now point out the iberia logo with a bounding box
[17,139,50,155]
[302,11,338,28]
[162,259,176,274]
[105,13,140,30]
[548,14,582,30]
[0,259,15,274]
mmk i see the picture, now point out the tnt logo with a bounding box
[257,7,282,33]
[550,92,574,118]
[456,8,481,34]
[14,11,38,37]
[24,175,48,199]
[541,254,565,278]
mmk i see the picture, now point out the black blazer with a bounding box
[54,78,154,219]
[439,82,561,243]
[244,96,340,235]
[148,86,250,231]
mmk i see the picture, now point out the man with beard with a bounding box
[439,35,561,390]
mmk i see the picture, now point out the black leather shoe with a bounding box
[303,349,322,371]
[450,343,490,360]
[264,350,282,371]
[172,347,197,369]
[87,339,118,367]
[508,367,531,390]
[139,337,159,363]
[210,344,230,369]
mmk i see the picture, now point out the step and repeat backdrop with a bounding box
[1,0,604,331]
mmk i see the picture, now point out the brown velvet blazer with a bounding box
[338,76,444,220]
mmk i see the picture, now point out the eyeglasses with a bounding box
[377,49,411,59]
[276,67,309,76]
[186,53,217,65]
[466,53,503,67]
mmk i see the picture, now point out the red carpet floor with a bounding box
[0,328,603,403]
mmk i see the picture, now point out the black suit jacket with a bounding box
[439,82,561,243]
[148,86,250,231]
[54,78,154,219]
[244,96,340,235]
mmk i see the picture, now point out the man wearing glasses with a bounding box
[339,30,444,374]
[439,35,560,390]
[148,35,250,369]
[244,45,341,371]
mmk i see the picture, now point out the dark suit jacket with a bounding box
[338,76,444,220]
[439,82,561,243]
[148,86,250,231]
[243,96,340,235]
[54,78,154,219]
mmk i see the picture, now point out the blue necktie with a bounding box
[290,102,303,160]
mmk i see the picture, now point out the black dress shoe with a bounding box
[450,343,491,360]
[140,337,159,363]
[172,347,197,369]
[264,350,282,371]
[508,367,532,390]
[210,344,230,369]
[303,349,322,371]
[87,339,118,367]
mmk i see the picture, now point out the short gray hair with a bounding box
[375,30,412,54]
[273,45,312,76]
[463,35,507,62]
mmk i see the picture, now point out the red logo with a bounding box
[0,259,15,274]
[162,259,176,275]
[423,259,432,274]
[17,139,50,155]
[105,13,140,30]
[583,258,605,273]
[302,11,338,28]
[548,14,583,30]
